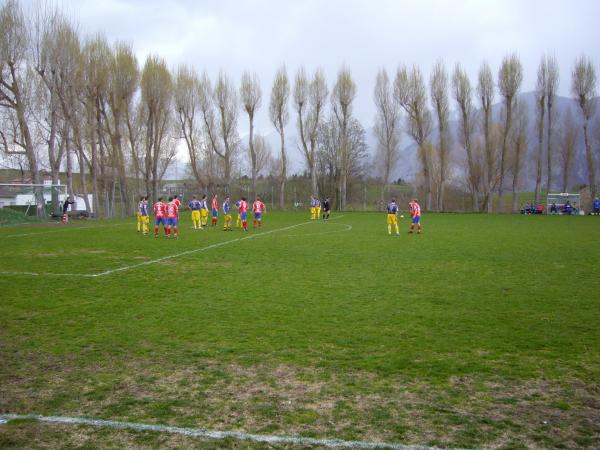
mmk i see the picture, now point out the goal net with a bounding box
[546,192,581,215]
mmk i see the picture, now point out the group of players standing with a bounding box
[386,198,422,235]
[309,196,331,220]
[136,194,266,238]
[136,193,421,238]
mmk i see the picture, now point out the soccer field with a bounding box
[1,212,599,449]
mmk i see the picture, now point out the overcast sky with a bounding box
[22,0,600,145]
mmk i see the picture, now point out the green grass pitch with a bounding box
[1,212,599,448]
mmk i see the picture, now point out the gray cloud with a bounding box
[22,0,600,150]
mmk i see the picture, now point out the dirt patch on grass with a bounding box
[1,349,598,449]
[202,261,233,269]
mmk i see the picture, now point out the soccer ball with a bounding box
[400,215,404,218]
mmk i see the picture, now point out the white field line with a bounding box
[0,413,455,450]
[6,223,127,238]
[0,219,337,278]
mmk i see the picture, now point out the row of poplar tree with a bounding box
[1,0,598,217]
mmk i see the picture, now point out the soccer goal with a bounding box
[0,183,67,216]
[546,192,581,215]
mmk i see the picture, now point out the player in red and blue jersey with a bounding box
[153,197,167,238]
[238,196,249,231]
[173,195,182,220]
[211,194,219,226]
[252,196,266,228]
[165,196,179,238]
[408,199,422,234]
[222,197,232,231]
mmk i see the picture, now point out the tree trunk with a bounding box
[311,159,318,197]
[10,65,45,217]
[512,140,524,213]
[78,148,91,213]
[65,126,74,199]
[279,124,286,209]
[437,114,447,212]
[418,143,432,211]
[248,112,256,199]
[89,105,101,218]
[483,110,494,213]
[545,99,554,195]
[534,97,545,204]
[47,107,61,215]
[498,98,513,210]
[583,121,597,199]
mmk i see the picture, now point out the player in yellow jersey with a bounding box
[137,196,149,234]
[188,196,202,229]
[315,197,321,220]
[386,199,400,236]
[199,194,209,227]
[309,195,317,220]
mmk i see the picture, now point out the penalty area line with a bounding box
[0,413,451,450]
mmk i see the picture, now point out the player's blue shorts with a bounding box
[240,211,247,221]
[155,217,166,226]
[167,217,178,226]
[254,212,262,220]
[212,208,218,217]
[412,216,420,224]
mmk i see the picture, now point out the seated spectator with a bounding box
[550,202,558,214]
[594,197,600,215]
[563,200,573,215]
[536,203,544,214]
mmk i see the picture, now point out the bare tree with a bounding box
[174,65,203,187]
[394,65,433,210]
[81,34,113,216]
[331,66,357,210]
[213,71,239,192]
[511,100,529,213]
[0,0,45,216]
[140,54,173,200]
[197,71,220,189]
[252,133,273,177]
[545,55,559,195]
[31,3,63,213]
[558,107,578,193]
[571,55,598,199]
[497,53,523,209]
[104,42,138,214]
[533,57,547,204]
[373,67,400,206]
[430,60,450,210]
[477,61,496,212]
[269,65,290,209]
[317,115,368,205]
[294,67,328,198]
[452,63,479,211]
[240,71,261,198]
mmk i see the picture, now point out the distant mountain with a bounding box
[381,92,599,191]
